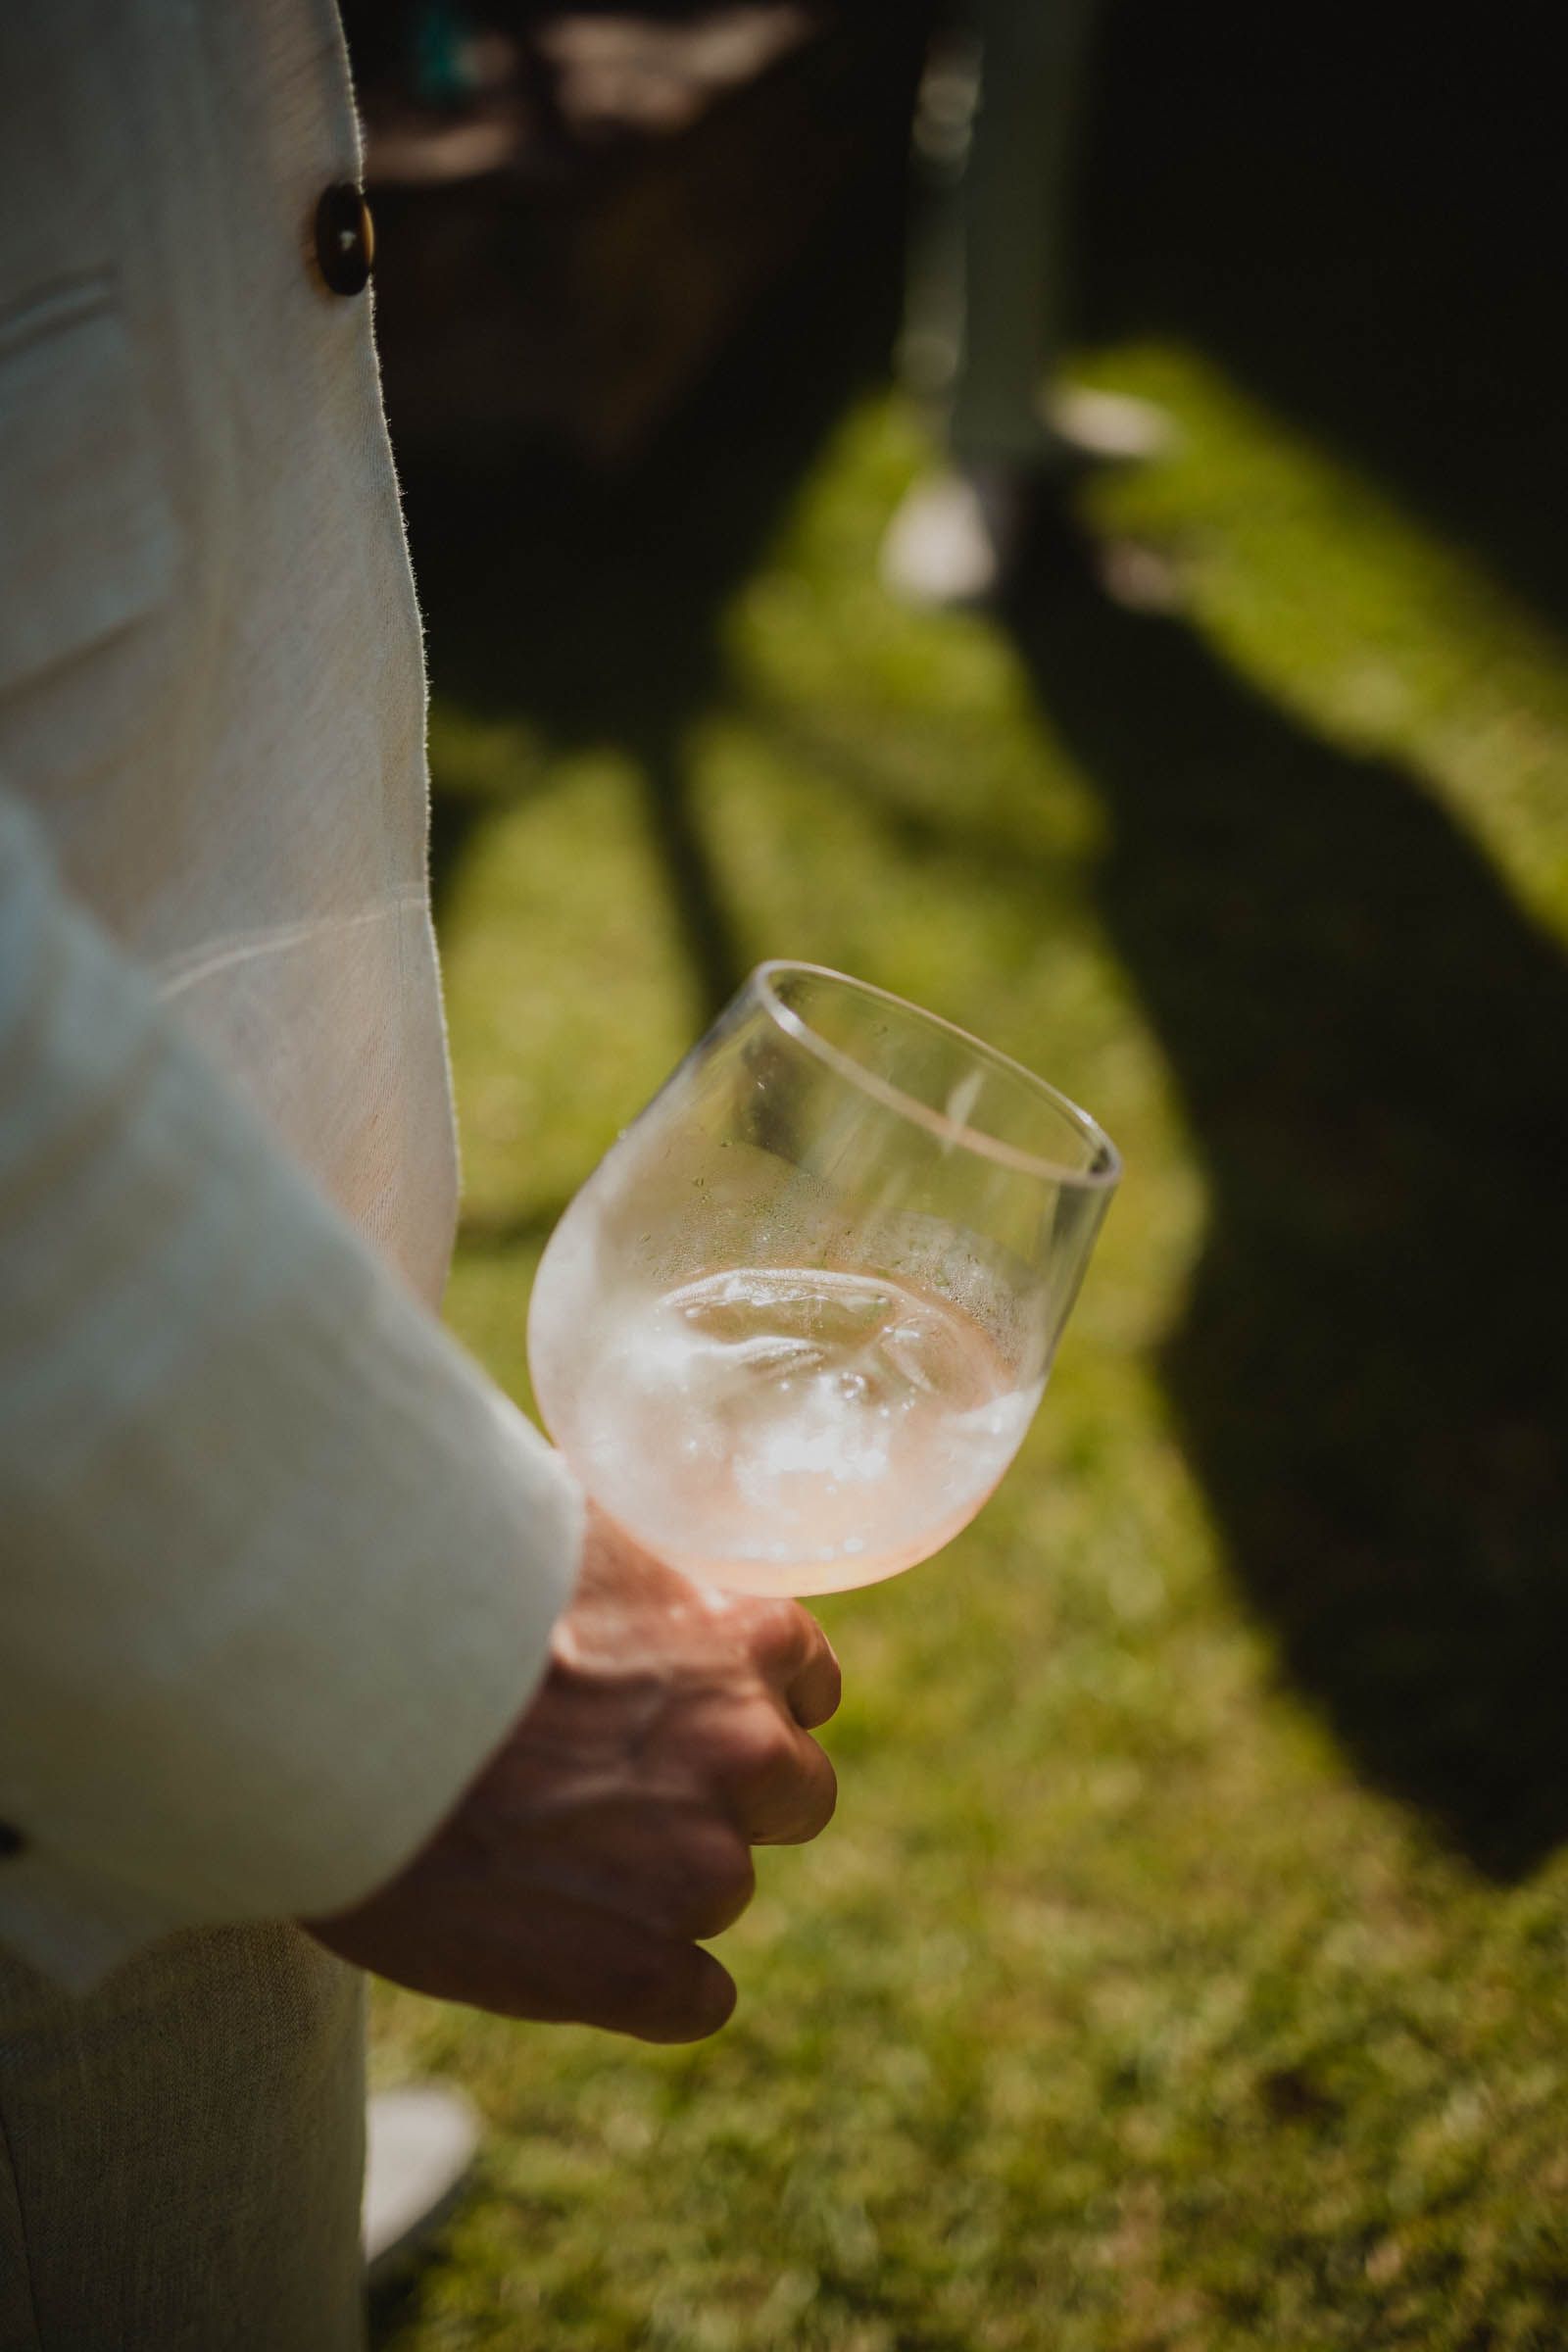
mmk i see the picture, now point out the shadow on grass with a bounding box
[1082,0,1567,632]
[1005,526,1568,1879]
[368,2263,433,2352]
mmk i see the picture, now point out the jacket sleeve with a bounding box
[0,789,583,1989]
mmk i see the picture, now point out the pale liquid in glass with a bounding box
[542,1265,1041,1595]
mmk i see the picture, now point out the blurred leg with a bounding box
[950,0,1102,469]
[0,1927,366,2351]
[886,0,1103,602]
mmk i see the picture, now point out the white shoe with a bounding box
[363,2082,480,2285]
[1047,385,1176,464]
[880,461,1035,609]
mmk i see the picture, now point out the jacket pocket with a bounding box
[0,277,175,701]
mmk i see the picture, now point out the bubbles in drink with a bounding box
[551,1266,1041,1594]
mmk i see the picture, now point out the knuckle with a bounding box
[617,1939,735,2043]
[604,1936,674,2014]
[701,1829,757,1919]
[660,1819,756,1937]
[664,1949,738,2042]
[730,1708,799,1791]
[748,1596,811,1667]
[791,1651,842,1733]
[773,1740,839,1842]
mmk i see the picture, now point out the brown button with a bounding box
[0,1821,24,1859]
[313,182,374,297]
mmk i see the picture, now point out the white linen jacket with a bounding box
[0,0,583,1987]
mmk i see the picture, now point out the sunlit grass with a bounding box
[372,350,1568,2350]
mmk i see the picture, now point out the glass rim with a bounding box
[752,960,1123,1191]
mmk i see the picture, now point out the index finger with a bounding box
[747,1599,842,1730]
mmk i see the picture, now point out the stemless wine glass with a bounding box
[527,961,1120,1597]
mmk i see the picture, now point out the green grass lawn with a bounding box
[368,41,1568,2340]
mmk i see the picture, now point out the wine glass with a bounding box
[527,961,1120,1597]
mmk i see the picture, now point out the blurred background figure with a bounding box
[884,0,1168,605]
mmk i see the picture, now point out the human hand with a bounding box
[305,1507,841,2040]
